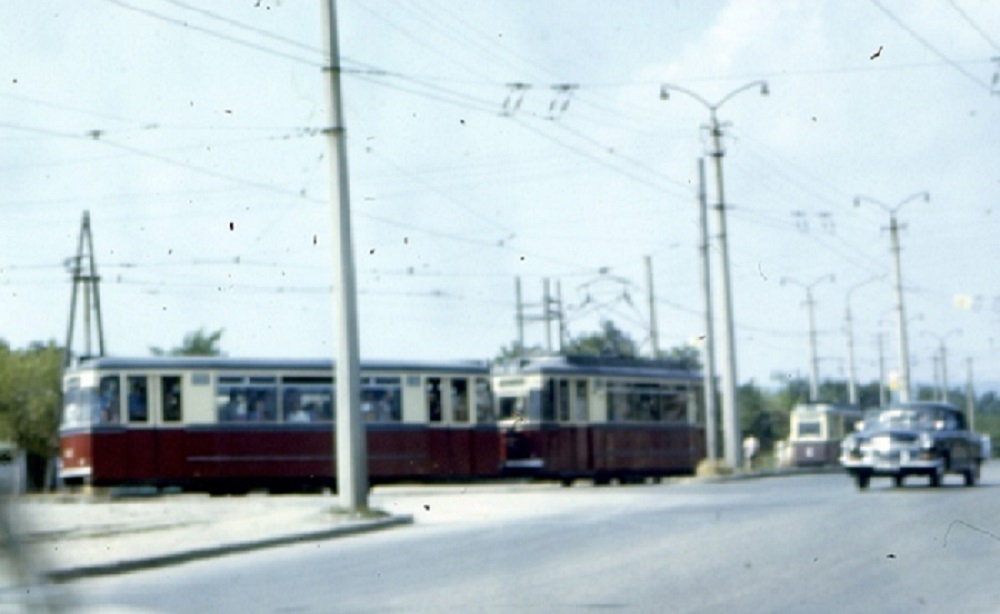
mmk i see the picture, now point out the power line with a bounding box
[101,0,324,67]
[944,0,1000,52]
[869,0,992,91]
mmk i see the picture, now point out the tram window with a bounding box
[162,376,182,422]
[498,396,524,421]
[607,386,628,422]
[575,381,589,422]
[281,385,333,423]
[62,378,85,428]
[217,380,277,422]
[427,378,442,422]
[451,379,469,423]
[475,378,494,423]
[98,375,121,424]
[361,377,401,423]
[127,376,148,423]
[557,380,570,422]
[541,382,556,422]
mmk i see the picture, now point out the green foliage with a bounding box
[150,327,224,357]
[0,340,64,457]
[494,340,545,365]
[658,345,702,370]
[564,320,638,358]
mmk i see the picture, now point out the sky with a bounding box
[1,0,998,392]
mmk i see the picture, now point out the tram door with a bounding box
[123,374,157,482]
[155,375,185,483]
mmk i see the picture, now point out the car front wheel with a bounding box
[963,462,980,487]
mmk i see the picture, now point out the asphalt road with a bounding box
[66,467,1000,613]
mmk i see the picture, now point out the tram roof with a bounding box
[66,356,490,375]
[494,354,700,381]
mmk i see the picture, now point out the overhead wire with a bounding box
[869,0,993,91]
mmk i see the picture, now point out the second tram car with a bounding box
[493,355,704,484]
[59,355,705,491]
[788,403,862,467]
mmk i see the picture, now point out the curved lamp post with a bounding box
[661,80,768,469]
[854,191,929,402]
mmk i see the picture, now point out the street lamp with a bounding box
[661,80,768,470]
[922,329,962,402]
[854,191,929,402]
[781,274,836,401]
[844,275,885,406]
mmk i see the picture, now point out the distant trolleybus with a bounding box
[789,403,863,467]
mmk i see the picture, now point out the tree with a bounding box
[150,328,225,357]
[564,320,638,358]
[0,340,64,489]
[493,340,545,365]
[659,345,702,370]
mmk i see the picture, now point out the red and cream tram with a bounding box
[59,355,705,491]
[493,355,704,484]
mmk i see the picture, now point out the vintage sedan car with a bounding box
[839,402,985,490]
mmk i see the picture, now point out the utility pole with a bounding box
[923,329,961,403]
[543,278,552,352]
[966,357,975,431]
[661,80,768,470]
[644,255,660,357]
[556,280,566,352]
[515,276,525,357]
[844,276,882,405]
[64,210,106,368]
[781,274,835,402]
[322,0,367,512]
[876,332,888,406]
[697,158,718,462]
[855,192,929,403]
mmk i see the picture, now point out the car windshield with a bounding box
[864,408,938,431]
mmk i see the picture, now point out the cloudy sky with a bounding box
[2,0,998,391]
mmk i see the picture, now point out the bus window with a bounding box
[127,376,148,423]
[98,375,121,424]
[162,376,182,422]
[451,379,469,423]
[797,421,821,438]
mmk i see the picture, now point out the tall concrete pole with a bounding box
[781,275,835,402]
[697,158,718,462]
[645,255,660,357]
[855,192,928,403]
[660,80,768,469]
[888,213,912,403]
[877,332,888,406]
[844,276,882,406]
[322,0,367,512]
[543,278,552,353]
[966,357,975,431]
[923,329,961,403]
[515,276,524,356]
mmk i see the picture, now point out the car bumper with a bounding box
[840,452,943,475]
